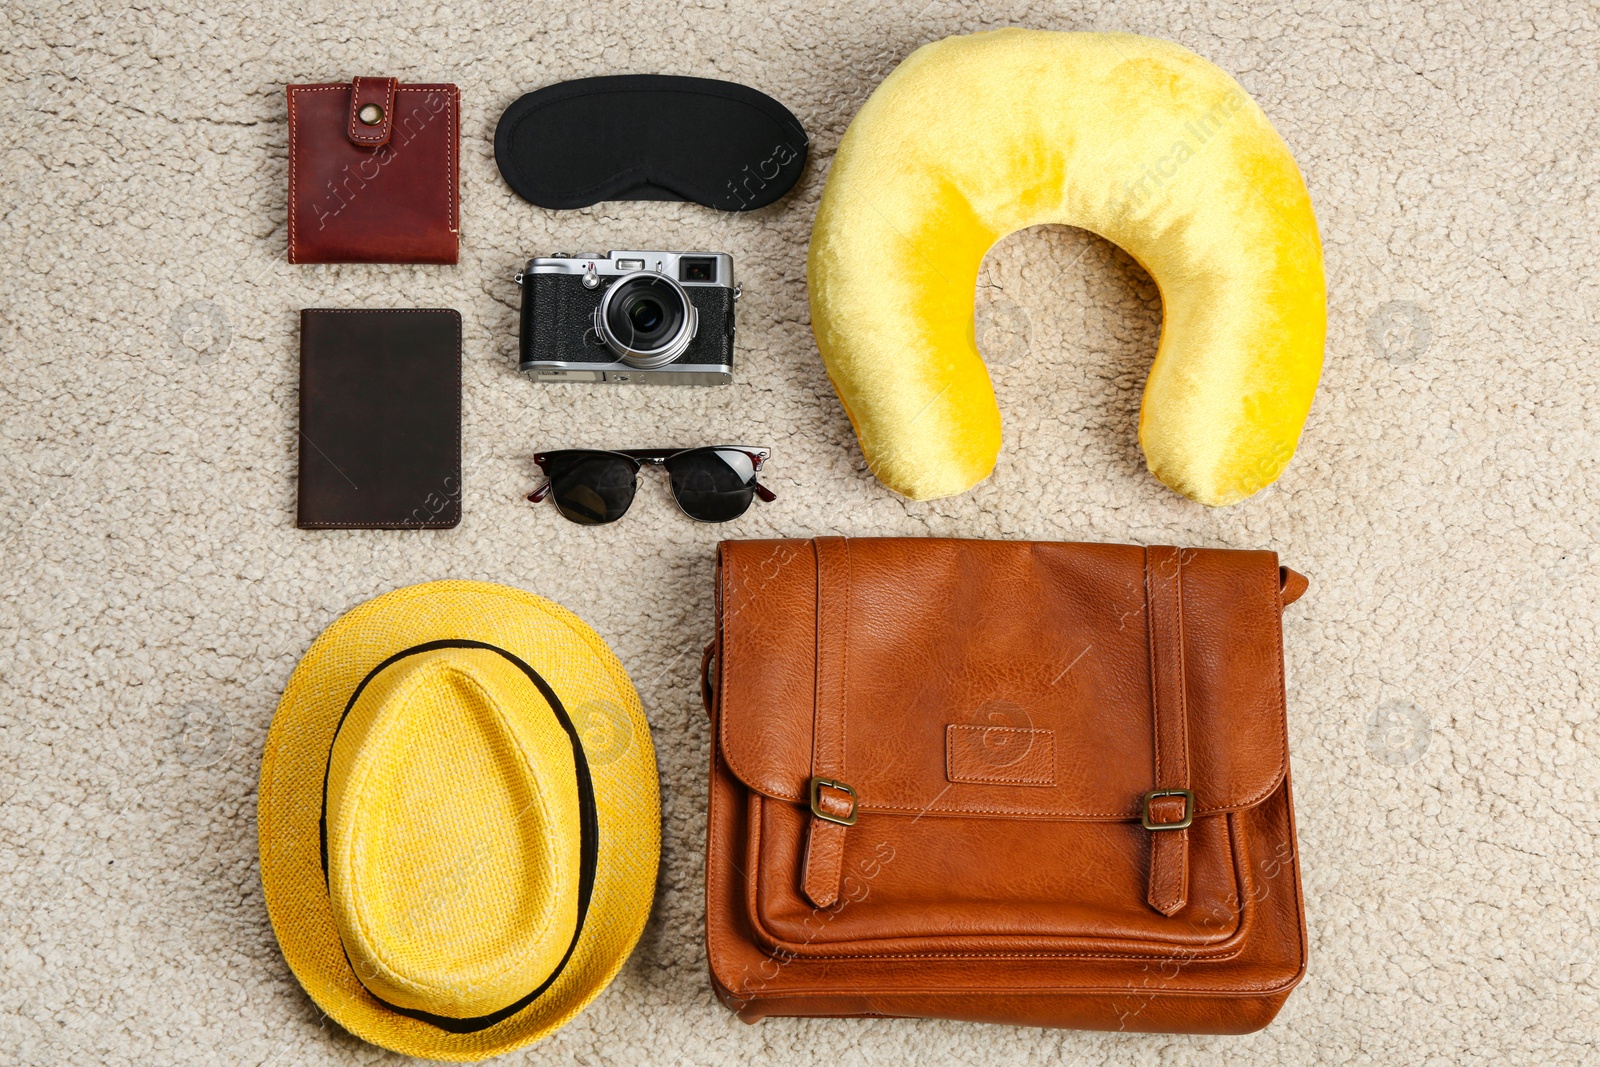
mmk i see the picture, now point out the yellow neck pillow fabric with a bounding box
[807,29,1326,505]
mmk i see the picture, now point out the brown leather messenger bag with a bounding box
[702,536,1309,1034]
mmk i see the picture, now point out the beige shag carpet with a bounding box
[1,1,1596,1063]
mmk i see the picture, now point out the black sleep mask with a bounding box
[494,75,808,212]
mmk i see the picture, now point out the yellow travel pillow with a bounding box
[807,29,1326,505]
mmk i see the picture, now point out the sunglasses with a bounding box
[529,447,776,525]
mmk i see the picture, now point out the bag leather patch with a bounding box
[945,725,1055,786]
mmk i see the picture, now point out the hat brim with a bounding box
[259,580,660,1062]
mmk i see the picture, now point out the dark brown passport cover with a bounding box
[297,309,461,529]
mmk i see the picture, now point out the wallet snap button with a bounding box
[357,103,384,126]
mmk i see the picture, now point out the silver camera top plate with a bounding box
[521,250,735,289]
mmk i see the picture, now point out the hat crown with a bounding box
[324,646,582,1020]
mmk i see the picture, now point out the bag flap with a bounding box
[714,538,1291,821]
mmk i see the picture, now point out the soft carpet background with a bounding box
[1,1,1595,1064]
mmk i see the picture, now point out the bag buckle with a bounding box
[1141,788,1195,831]
[809,777,859,826]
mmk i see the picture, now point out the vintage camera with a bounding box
[517,251,737,385]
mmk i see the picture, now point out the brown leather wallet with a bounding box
[703,537,1310,1034]
[286,77,459,264]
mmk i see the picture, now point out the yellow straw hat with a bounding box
[258,580,660,1061]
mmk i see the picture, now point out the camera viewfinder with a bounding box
[680,257,717,283]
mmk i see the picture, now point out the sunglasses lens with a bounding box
[666,449,758,522]
[547,454,637,525]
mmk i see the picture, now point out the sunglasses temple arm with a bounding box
[527,481,553,503]
[753,481,777,503]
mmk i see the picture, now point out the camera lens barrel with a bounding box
[594,272,700,369]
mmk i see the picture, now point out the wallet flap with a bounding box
[347,76,398,147]
[715,538,1292,821]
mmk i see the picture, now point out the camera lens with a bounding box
[607,278,682,349]
[627,297,665,333]
[597,273,697,369]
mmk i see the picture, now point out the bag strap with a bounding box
[1143,545,1192,916]
[801,536,855,908]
